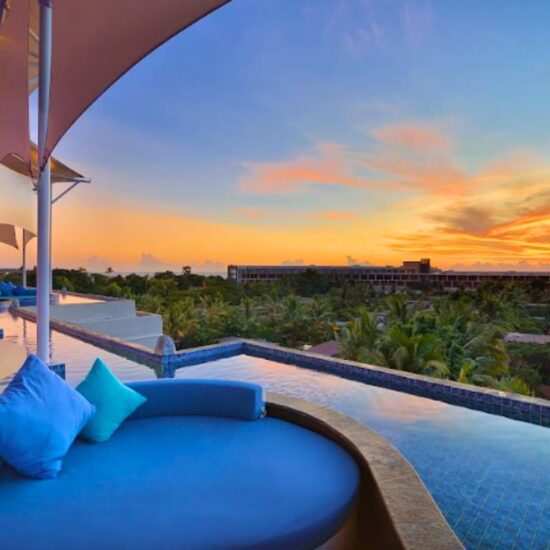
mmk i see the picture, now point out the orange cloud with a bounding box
[3,119,547,272]
[232,207,268,220]
[361,122,468,196]
[240,142,396,194]
[389,174,550,264]
[231,119,550,268]
[241,122,468,197]
[371,123,450,154]
[315,210,360,221]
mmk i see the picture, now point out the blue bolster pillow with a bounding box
[13,286,36,297]
[126,379,265,421]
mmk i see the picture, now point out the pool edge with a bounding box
[266,392,464,550]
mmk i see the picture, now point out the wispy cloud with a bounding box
[138,253,169,270]
[240,121,465,196]
[389,171,550,263]
[239,142,394,194]
[233,206,361,224]
[315,210,361,221]
[346,255,373,266]
[371,123,449,154]
[361,121,468,196]
[232,207,269,220]
[429,205,496,235]
[401,1,434,48]
[305,0,434,56]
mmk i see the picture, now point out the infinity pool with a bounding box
[0,308,548,549]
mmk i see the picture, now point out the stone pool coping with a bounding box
[267,392,463,549]
[14,305,550,427]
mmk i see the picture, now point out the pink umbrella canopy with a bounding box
[46,0,231,162]
[0,0,231,166]
[0,0,31,166]
[1,0,232,361]
[0,223,19,249]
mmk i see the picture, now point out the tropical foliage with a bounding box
[6,268,549,397]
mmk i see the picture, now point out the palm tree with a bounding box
[337,309,379,360]
[493,376,532,396]
[277,295,311,347]
[382,326,449,378]
[457,359,498,386]
[162,298,199,344]
[384,294,411,325]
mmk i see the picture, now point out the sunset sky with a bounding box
[2,0,550,273]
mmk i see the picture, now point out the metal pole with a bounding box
[49,196,53,293]
[36,0,52,362]
[21,229,27,287]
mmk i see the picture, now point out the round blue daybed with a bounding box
[0,379,360,549]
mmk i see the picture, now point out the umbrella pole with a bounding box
[21,229,27,287]
[36,0,52,362]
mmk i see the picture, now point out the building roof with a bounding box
[307,341,342,357]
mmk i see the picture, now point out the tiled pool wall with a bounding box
[241,342,550,427]
[14,306,550,428]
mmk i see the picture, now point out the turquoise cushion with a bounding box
[0,355,95,479]
[77,359,147,443]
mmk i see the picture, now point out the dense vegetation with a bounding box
[9,268,550,397]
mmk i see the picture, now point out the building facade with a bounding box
[227,260,550,290]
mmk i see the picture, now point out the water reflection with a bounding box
[0,309,155,388]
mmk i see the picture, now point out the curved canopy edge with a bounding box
[0,0,31,166]
[45,0,231,161]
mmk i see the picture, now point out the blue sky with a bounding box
[12,0,550,272]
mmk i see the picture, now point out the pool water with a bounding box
[0,308,548,550]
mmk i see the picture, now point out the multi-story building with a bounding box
[227,259,550,290]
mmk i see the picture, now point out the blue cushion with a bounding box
[12,286,36,297]
[0,355,95,479]
[0,283,12,296]
[77,359,147,443]
[0,413,359,548]
[128,379,265,421]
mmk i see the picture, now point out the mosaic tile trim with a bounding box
[241,341,550,428]
[13,305,550,428]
